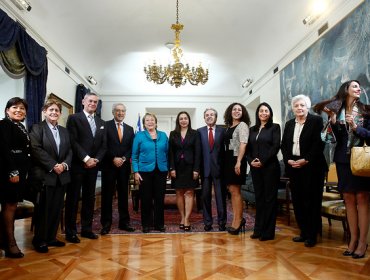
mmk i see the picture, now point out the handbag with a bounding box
[321,120,336,144]
[350,143,370,177]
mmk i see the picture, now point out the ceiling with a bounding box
[2,0,347,97]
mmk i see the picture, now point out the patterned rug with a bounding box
[90,195,255,234]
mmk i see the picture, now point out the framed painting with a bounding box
[48,93,73,127]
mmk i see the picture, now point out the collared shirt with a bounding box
[292,120,305,156]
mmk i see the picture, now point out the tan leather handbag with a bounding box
[351,143,370,177]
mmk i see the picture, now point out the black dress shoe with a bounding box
[5,250,24,258]
[259,236,274,241]
[304,239,316,247]
[34,243,49,253]
[66,235,80,243]
[119,224,135,232]
[292,236,305,242]
[48,240,65,247]
[250,233,261,239]
[81,231,99,239]
[100,228,110,235]
[204,225,213,232]
[219,224,226,231]
[154,226,166,232]
[142,227,150,233]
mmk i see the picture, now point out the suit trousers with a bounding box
[250,162,279,239]
[202,176,226,226]
[65,167,98,236]
[101,166,130,229]
[138,169,167,228]
[289,165,324,241]
[33,181,66,243]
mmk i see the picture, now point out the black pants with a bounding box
[101,165,130,229]
[289,165,324,241]
[139,169,167,228]
[65,167,98,236]
[250,161,280,239]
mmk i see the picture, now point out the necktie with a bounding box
[209,127,214,150]
[52,126,60,154]
[88,115,96,137]
[117,122,123,143]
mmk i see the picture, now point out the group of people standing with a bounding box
[0,79,369,260]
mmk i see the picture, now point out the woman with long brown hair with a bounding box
[314,80,370,258]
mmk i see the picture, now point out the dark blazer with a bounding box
[28,121,72,187]
[101,119,134,170]
[168,129,201,172]
[66,112,107,170]
[281,113,327,176]
[0,118,31,188]
[197,125,225,178]
[247,123,281,166]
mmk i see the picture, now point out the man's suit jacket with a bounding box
[169,129,201,172]
[66,111,107,170]
[197,125,225,178]
[281,113,327,176]
[29,120,72,187]
[101,119,134,172]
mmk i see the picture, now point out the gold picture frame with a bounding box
[48,93,73,127]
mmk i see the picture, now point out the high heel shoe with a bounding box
[5,243,24,258]
[184,225,191,232]
[352,244,368,259]
[343,240,358,256]
[179,224,185,230]
[227,218,246,235]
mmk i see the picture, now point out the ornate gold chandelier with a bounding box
[144,0,209,88]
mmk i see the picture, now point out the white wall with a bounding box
[100,95,232,130]
[0,70,25,119]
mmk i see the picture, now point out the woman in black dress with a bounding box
[314,80,370,258]
[0,97,31,258]
[223,103,250,235]
[169,111,201,231]
[247,102,281,241]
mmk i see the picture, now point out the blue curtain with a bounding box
[0,9,48,129]
[75,84,102,117]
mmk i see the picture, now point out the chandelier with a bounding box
[144,0,209,88]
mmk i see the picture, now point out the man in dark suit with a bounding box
[65,92,107,243]
[29,99,72,253]
[100,103,135,235]
[198,108,227,231]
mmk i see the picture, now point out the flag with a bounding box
[135,113,142,133]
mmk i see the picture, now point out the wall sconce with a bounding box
[10,0,32,12]
[303,14,320,25]
[242,78,253,88]
[87,76,97,85]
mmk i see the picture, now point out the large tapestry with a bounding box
[280,0,370,124]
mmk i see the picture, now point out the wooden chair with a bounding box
[277,177,291,225]
[321,163,348,239]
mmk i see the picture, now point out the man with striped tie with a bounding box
[65,92,107,243]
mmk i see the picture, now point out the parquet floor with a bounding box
[1,211,370,279]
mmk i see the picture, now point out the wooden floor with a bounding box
[1,210,370,280]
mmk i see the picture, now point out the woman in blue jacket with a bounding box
[132,113,169,233]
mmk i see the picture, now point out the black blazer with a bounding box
[0,118,31,187]
[281,113,327,176]
[28,121,72,187]
[101,119,134,170]
[66,112,107,170]
[169,129,201,172]
[247,123,281,167]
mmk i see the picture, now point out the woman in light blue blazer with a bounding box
[132,113,169,233]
